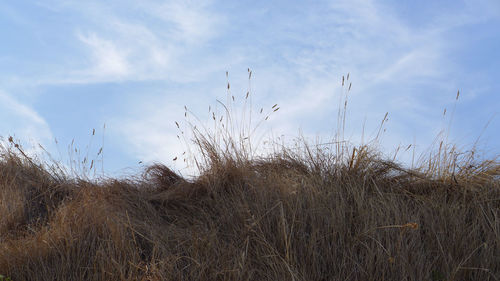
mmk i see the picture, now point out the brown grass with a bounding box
[0,74,499,280]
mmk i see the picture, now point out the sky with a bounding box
[0,0,499,178]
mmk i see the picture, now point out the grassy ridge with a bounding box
[0,135,498,280]
[0,76,499,280]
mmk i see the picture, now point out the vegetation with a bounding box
[0,74,498,280]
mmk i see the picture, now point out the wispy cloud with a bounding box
[137,0,223,44]
[0,90,53,152]
[35,0,225,84]
[77,32,130,78]
[107,94,188,172]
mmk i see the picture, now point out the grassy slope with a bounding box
[0,79,499,280]
[0,137,498,281]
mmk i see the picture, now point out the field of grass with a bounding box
[0,76,498,280]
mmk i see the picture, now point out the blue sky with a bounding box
[0,0,499,177]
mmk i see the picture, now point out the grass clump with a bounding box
[0,73,499,280]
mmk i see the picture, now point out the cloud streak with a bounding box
[34,0,226,85]
[77,32,130,78]
[0,90,53,154]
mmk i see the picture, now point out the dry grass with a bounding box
[0,74,499,280]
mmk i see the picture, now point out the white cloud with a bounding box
[140,0,222,44]
[19,0,224,86]
[0,90,53,154]
[107,95,190,173]
[77,32,130,78]
[372,47,442,82]
[58,0,224,84]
